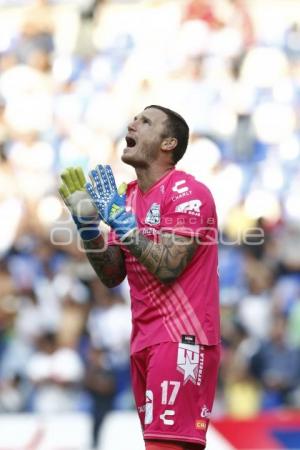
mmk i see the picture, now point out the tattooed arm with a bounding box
[122,230,198,284]
[83,235,126,288]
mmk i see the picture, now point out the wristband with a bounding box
[109,208,137,240]
[72,215,101,241]
[119,227,138,242]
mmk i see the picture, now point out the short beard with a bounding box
[121,152,149,169]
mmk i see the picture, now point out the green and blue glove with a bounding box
[59,167,101,241]
[86,165,137,240]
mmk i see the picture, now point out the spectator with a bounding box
[26,331,84,413]
[249,313,300,409]
[84,344,116,449]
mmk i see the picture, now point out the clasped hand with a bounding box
[86,165,137,239]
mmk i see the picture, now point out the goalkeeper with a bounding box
[60,105,220,450]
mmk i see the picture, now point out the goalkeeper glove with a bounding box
[86,164,137,240]
[59,167,101,241]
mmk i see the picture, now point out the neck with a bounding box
[135,162,175,192]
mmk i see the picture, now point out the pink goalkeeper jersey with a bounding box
[109,169,220,354]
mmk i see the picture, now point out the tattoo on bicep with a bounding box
[124,231,198,282]
[83,237,126,287]
[156,233,198,280]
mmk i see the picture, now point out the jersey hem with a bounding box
[144,432,206,446]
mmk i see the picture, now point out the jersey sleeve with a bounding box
[161,178,217,240]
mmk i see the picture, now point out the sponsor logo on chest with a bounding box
[171,180,192,201]
[175,199,202,216]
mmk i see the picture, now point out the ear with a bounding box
[161,137,177,152]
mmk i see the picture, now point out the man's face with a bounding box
[122,108,169,168]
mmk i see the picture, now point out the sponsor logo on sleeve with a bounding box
[175,199,202,216]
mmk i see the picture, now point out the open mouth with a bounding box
[125,136,136,148]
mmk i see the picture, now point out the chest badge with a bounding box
[145,203,161,225]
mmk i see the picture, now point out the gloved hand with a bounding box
[59,167,101,241]
[86,164,137,240]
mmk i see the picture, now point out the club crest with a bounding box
[145,203,161,225]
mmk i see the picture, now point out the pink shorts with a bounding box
[130,341,220,448]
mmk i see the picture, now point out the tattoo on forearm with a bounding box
[123,231,198,283]
[83,236,126,287]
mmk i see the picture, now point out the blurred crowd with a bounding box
[0,0,300,447]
